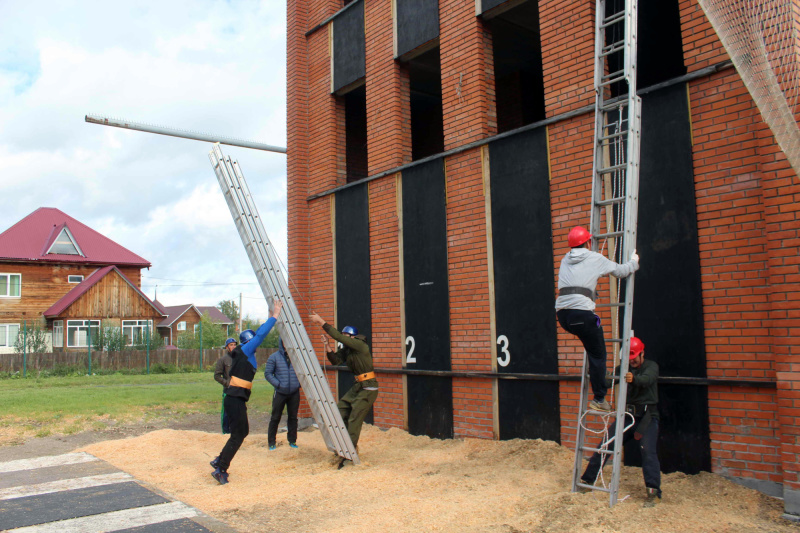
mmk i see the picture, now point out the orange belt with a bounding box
[355,371,376,383]
[229,376,253,390]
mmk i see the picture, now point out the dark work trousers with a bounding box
[557,309,608,401]
[218,395,249,472]
[338,386,379,447]
[582,416,661,492]
[268,389,300,445]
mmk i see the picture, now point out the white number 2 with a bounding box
[406,336,416,363]
[497,335,510,367]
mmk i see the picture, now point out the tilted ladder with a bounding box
[208,143,360,465]
[570,0,642,506]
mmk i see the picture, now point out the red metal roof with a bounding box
[156,304,232,327]
[197,306,233,324]
[0,208,150,267]
[44,265,165,318]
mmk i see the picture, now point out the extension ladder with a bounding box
[208,143,360,465]
[570,0,641,506]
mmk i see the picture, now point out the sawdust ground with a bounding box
[81,426,795,533]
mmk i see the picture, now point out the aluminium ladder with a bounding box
[208,143,360,465]
[570,0,642,506]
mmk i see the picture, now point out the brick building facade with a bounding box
[286,0,800,517]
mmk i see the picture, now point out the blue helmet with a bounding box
[239,329,256,344]
[342,326,357,336]
[223,337,237,348]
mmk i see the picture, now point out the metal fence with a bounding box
[0,348,275,375]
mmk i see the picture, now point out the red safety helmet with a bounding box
[568,226,592,248]
[629,337,645,359]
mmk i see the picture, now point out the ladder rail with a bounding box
[208,144,360,464]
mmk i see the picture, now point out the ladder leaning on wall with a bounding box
[569,0,642,506]
[208,143,360,465]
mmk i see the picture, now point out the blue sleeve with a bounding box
[264,355,280,388]
[242,317,277,369]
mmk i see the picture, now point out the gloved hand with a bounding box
[631,249,639,263]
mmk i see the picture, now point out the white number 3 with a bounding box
[406,336,416,363]
[497,335,510,367]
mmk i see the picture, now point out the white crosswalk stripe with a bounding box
[0,472,133,500]
[7,501,200,532]
[0,452,97,473]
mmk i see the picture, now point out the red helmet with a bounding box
[629,337,645,359]
[568,226,592,248]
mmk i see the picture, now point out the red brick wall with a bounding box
[287,0,800,509]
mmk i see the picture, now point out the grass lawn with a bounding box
[0,372,275,442]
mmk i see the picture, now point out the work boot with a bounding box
[211,468,229,485]
[589,399,613,412]
[209,456,220,469]
[643,487,661,507]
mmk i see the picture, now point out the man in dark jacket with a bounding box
[264,337,301,450]
[210,299,283,485]
[310,312,377,464]
[580,336,662,506]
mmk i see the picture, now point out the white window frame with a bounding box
[122,320,153,346]
[67,275,84,284]
[53,320,64,348]
[0,273,21,298]
[177,321,186,331]
[66,320,101,348]
[0,324,20,348]
[193,323,199,334]
[46,226,84,257]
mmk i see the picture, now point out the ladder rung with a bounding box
[607,338,624,343]
[599,75,627,88]
[600,101,629,113]
[581,446,614,454]
[598,131,627,142]
[576,482,612,493]
[600,12,626,29]
[601,69,625,82]
[597,163,627,174]
[595,302,625,307]
[600,43,625,58]
[595,196,626,207]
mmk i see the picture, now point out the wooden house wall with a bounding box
[58,269,161,320]
[0,262,143,324]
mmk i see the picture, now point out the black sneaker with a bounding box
[210,456,220,469]
[211,468,229,485]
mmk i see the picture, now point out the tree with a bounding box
[13,319,49,354]
[217,299,240,326]
[176,313,228,349]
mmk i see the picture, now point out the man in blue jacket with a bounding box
[264,337,301,450]
[210,299,282,485]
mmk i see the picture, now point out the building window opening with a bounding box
[344,84,369,183]
[486,0,546,133]
[407,46,444,161]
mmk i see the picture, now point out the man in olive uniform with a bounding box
[310,313,378,464]
[580,336,662,506]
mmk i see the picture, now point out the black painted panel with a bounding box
[0,482,166,530]
[335,183,373,424]
[407,375,454,439]
[402,158,453,439]
[396,0,439,58]
[481,0,513,13]
[498,381,561,442]
[332,0,366,93]
[489,127,557,375]
[624,385,711,474]
[120,518,212,532]
[631,83,710,473]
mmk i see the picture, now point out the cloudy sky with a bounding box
[0,0,287,320]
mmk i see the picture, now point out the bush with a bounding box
[13,319,50,354]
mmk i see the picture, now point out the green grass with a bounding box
[0,372,275,431]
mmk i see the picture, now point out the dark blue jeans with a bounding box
[557,309,608,401]
[582,416,661,492]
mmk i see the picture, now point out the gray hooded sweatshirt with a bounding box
[555,248,639,312]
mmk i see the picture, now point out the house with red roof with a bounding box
[0,208,165,353]
[153,302,233,346]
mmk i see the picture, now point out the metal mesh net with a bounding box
[699,0,800,176]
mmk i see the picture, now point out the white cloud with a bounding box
[0,0,288,320]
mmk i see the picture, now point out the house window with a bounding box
[194,323,199,334]
[177,321,186,331]
[47,226,84,256]
[67,320,100,348]
[122,320,152,346]
[68,275,84,283]
[53,321,64,348]
[0,274,21,297]
[0,324,20,348]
